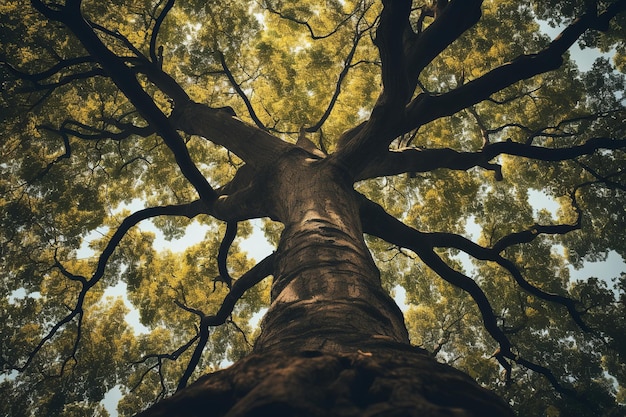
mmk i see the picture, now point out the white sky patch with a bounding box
[253,12,266,28]
[249,307,268,329]
[8,288,40,304]
[528,188,560,218]
[392,285,409,312]
[291,43,311,54]
[151,221,211,252]
[569,250,626,283]
[103,281,150,335]
[464,215,481,241]
[239,219,274,262]
[77,227,110,259]
[79,198,213,257]
[537,20,616,72]
[101,385,123,417]
[183,22,203,45]
[357,107,371,120]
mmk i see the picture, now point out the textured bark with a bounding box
[136,148,516,417]
[254,149,409,353]
[22,2,626,415]
[136,348,514,417]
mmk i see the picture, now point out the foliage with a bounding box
[1,0,625,416]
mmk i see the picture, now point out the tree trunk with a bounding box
[254,149,409,354]
[136,150,515,417]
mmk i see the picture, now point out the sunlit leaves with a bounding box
[1,0,625,416]
[532,0,626,73]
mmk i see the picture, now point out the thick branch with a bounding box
[329,1,485,178]
[172,102,293,167]
[149,0,175,65]
[31,0,218,203]
[369,187,589,332]
[405,0,483,85]
[374,0,412,111]
[359,196,506,345]
[358,195,586,393]
[214,221,237,289]
[132,61,191,106]
[405,0,626,130]
[357,136,626,180]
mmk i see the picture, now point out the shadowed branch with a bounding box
[304,10,374,134]
[262,1,358,40]
[358,194,585,394]
[177,254,275,390]
[11,201,209,373]
[149,0,175,66]
[405,0,626,130]
[31,0,219,203]
[358,136,626,180]
[217,51,267,131]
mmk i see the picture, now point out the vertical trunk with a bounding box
[254,149,409,353]
[136,149,515,416]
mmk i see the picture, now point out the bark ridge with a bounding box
[136,347,514,417]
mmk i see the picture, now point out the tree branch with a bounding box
[176,254,275,389]
[89,20,146,59]
[213,221,237,290]
[1,56,97,82]
[358,194,586,393]
[172,102,293,168]
[330,1,484,177]
[263,2,357,40]
[304,15,372,133]
[405,0,483,85]
[357,136,626,180]
[217,51,267,130]
[28,127,72,181]
[404,0,626,131]
[374,0,412,110]
[41,119,155,143]
[574,161,626,191]
[149,0,175,66]
[31,0,218,204]
[12,201,208,373]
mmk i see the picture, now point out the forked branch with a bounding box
[12,201,208,373]
[404,0,626,130]
[357,136,626,180]
[262,1,358,40]
[305,13,373,133]
[31,0,219,203]
[358,194,585,394]
[149,0,175,66]
[217,51,267,131]
[177,254,275,390]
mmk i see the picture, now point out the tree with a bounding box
[1,0,626,415]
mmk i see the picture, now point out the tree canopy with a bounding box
[1,0,626,416]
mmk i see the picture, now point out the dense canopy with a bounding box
[1,0,626,416]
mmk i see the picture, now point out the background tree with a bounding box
[1,0,625,416]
